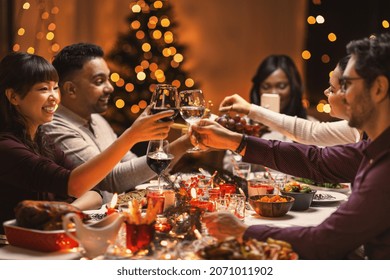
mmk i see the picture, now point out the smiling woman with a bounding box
[0,51,175,233]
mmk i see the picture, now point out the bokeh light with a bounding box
[307,16,316,24]
[115,99,125,109]
[302,50,311,60]
[328,33,337,42]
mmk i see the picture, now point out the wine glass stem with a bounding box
[158,175,161,190]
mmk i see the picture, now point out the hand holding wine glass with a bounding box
[179,89,206,153]
[146,140,174,189]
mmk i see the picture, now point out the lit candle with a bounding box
[107,193,118,215]
[193,229,202,240]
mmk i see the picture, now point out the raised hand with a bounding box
[219,94,251,115]
[127,105,174,143]
[202,212,248,242]
[190,119,243,152]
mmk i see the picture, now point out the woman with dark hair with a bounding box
[220,56,362,146]
[250,54,306,119]
[0,52,173,233]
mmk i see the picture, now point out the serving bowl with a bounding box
[280,190,317,211]
[249,195,294,217]
[3,219,78,252]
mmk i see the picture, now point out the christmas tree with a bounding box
[106,0,197,136]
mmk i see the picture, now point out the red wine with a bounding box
[151,107,179,122]
[147,153,174,175]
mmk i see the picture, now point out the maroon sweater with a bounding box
[242,127,390,259]
[0,133,72,234]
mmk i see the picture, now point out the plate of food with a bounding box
[292,177,350,193]
[312,191,348,203]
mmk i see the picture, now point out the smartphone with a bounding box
[261,93,280,113]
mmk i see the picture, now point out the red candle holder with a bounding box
[208,188,221,201]
[146,188,165,214]
[219,183,237,197]
[106,207,117,215]
[125,222,155,253]
[190,199,215,212]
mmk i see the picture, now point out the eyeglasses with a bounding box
[339,76,364,93]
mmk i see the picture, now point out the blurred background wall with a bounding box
[2,0,307,114]
[1,0,389,122]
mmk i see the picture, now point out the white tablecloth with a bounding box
[244,202,343,228]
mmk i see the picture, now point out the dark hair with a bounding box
[52,43,104,85]
[0,52,58,156]
[337,55,350,72]
[249,54,306,118]
[346,32,390,94]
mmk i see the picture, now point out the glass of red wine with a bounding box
[146,140,174,189]
[150,84,180,122]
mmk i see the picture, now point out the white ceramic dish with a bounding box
[309,184,350,194]
[312,191,348,203]
[135,182,159,190]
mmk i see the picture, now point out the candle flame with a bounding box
[110,193,118,208]
[190,187,197,199]
[194,229,202,240]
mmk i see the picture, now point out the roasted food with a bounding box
[14,200,87,230]
[117,189,147,207]
[197,237,298,260]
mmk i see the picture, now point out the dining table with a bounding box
[0,174,350,260]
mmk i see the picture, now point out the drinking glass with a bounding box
[146,140,174,189]
[179,89,206,153]
[150,84,180,122]
[232,162,251,179]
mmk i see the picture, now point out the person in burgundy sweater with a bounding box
[191,33,390,259]
[0,52,174,234]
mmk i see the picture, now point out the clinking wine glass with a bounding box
[146,140,174,189]
[179,89,206,153]
[150,84,180,122]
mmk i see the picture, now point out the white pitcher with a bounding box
[62,212,125,259]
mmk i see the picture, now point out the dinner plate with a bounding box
[0,245,81,260]
[135,182,158,190]
[312,191,348,203]
[309,184,350,194]
[291,178,350,193]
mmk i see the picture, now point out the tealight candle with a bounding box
[107,193,118,215]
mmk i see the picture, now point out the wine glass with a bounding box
[150,84,180,122]
[179,89,206,153]
[146,140,174,189]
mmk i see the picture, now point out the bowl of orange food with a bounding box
[249,194,294,217]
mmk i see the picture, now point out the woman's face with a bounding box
[325,65,349,120]
[12,81,60,136]
[259,68,291,112]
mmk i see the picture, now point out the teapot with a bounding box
[62,212,125,259]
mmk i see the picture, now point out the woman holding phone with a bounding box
[220,55,361,146]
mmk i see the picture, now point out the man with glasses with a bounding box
[191,33,390,259]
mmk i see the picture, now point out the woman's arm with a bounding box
[71,190,102,210]
[67,107,174,197]
[248,104,361,146]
